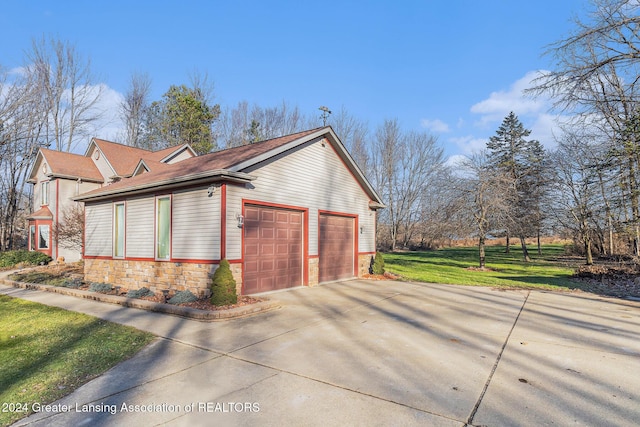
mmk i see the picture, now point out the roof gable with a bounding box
[28,149,104,183]
[153,144,196,164]
[86,139,197,178]
[74,127,384,206]
[87,139,155,178]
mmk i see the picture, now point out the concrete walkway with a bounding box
[1,277,639,426]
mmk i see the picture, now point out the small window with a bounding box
[114,203,125,258]
[38,225,50,250]
[41,181,49,206]
[29,225,36,251]
[156,196,171,260]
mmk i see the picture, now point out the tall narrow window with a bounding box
[38,225,50,249]
[156,196,171,259]
[29,225,36,251]
[114,203,125,258]
[41,181,49,205]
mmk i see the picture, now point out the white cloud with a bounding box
[8,66,27,77]
[67,83,125,153]
[420,118,450,133]
[470,70,549,127]
[91,83,125,141]
[444,153,469,170]
[448,135,488,155]
[530,113,562,149]
[466,70,568,149]
[0,74,126,153]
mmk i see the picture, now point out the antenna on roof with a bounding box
[319,106,331,126]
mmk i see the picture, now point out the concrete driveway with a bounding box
[3,279,639,426]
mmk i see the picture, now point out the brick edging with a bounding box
[0,279,280,321]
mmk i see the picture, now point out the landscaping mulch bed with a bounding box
[362,272,401,280]
[8,263,266,311]
[573,262,640,298]
[132,292,263,311]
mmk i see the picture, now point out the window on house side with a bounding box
[114,203,125,258]
[38,225,50,249]
[156,196,171,260]
[41,181,49,206]
[29,225,36,251]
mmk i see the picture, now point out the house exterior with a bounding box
[26,140,195,261]
[37,126,383,296]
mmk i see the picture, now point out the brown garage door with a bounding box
[244,205,303,294]
[319,214,355,282]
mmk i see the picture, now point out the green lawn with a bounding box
[0,295,155,427]
[384,244,578,291]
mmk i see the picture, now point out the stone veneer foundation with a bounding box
[84,254,374,297]
[84,259,243,297]
[358,253,375,276]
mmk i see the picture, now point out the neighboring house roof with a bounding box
[27,206,53,220]
[87,139,195,178]
[74,127,384,207]
[28,149,104,183]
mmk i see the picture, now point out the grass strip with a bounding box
[0,295,154,426]
[384,244,578,290]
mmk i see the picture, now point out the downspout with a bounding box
[55,179,60,260]
[220,183,227,260]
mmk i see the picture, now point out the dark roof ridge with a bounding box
[206,126,326,157]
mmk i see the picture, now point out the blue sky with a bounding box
[0,0,587,159]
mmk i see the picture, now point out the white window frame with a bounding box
[41,181,49,206]
[29,225,36,251]
[113,202,125,258]
[155,195,171,260]
[38,224,50,250]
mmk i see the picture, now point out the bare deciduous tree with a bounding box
[372,119,446,251]
[52,204,85,252]
[329,106,370,178]
[550,133,606,265]
[217,100,306,148]
[458,152,515,268]
[120,72,151,147]
[28,36,103,152]
[530,0,640,256]
[0,65,48,250]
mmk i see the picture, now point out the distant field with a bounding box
[384,244,579,290]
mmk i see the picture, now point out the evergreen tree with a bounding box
[141,85,220,154]
[210,259,237,306]
[487,112,546,262]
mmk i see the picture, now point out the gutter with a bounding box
[73,169,256,202]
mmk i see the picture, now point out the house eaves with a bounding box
[73,169,256,202]
[27,206,53,220]
[46,173,104,184]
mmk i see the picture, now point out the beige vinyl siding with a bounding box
[125,196,155,258]
[32,158,48,209]
[164,149,193,164]
[57,179,100,261]
[91,146,116,180]
[171,186,221,260]
[84,201,112,257]
[226,137,376,259]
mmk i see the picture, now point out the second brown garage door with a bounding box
[243,205,303,294]
[319,214,355,282]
